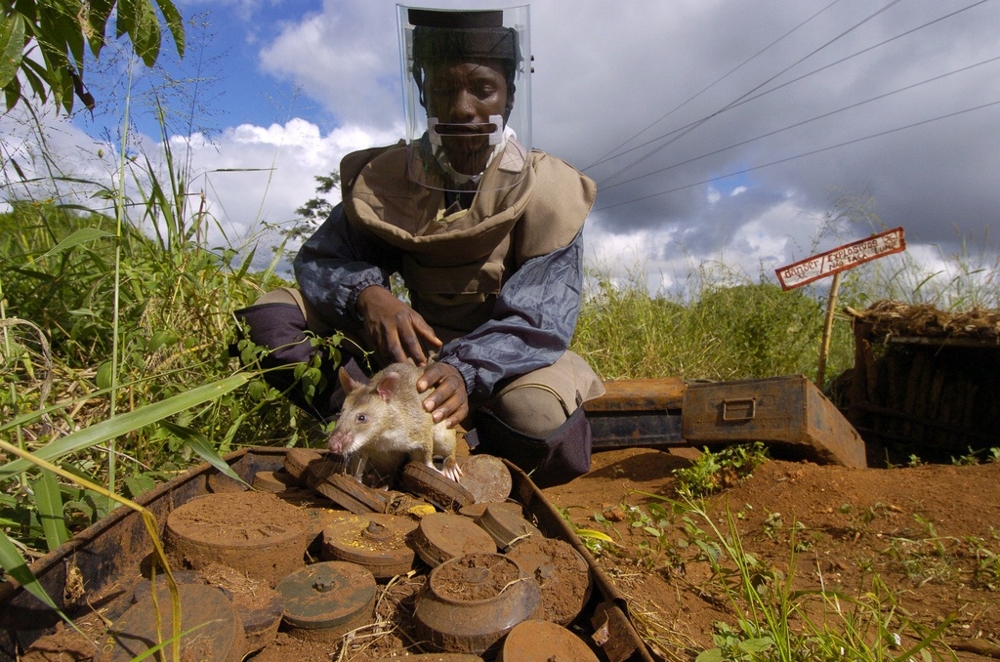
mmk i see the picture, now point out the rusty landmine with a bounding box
[506,537,593,626]
[321,513,419,579]
[373,655,484,661]
[164,491,310,586]
[99,583,245,662]
[207,471,248,493]
[458,500,524,519]
[283,447,323,482]
[412,512,496,568]
[197,562,285,654]
[252,469,298,493]
[130,569,204,603]
[400,461,476,511]
[497,619,601,662]
[413,552,542,656]
[275,560,376,643]
[457,454,512,503]
[475,503,544,551]
[312,472,397,514]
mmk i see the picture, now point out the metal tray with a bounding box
[0,447,657,662]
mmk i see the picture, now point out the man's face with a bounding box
[424,59,510,177]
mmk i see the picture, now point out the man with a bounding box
[236,7,604,487]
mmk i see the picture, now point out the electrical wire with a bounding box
[591,0,908,187]
[597,53,1000,193]
[592,98,1000,213]
[582,0,846,172]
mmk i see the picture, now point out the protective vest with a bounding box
[342,140,596,338]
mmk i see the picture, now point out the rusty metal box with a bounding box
[682,374,867,468]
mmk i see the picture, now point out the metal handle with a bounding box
[722,397,756,421]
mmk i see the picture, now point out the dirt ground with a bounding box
[542,446,1000,661]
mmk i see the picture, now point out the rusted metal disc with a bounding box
[321,513,419,579]
[252,470,297,493]
[284,448,327,482]
[373,655,483,661]
[312,472,395,514]
[207,471,248,493]
[165,491,310,586]
[131,570,204,603]
[302,454,348,489]
[275,561,376,642]
[400,462,476,511]
[412,513,496,568]
[497,619,600,661]
[474,504,544,551]
[457,455,512,504]
[458,501,524,519]
[195,562,285,655]
[99,584,246,662]
[413,552,542,656]
[507,537,593,626]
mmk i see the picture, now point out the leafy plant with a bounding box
[1,0,185,113]
[672,442,769,498]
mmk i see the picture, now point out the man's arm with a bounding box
[436,230,585,404]
[294,203,443,366]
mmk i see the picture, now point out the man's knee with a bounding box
[489,386,568,437]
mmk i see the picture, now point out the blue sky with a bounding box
[5,0,1000,296]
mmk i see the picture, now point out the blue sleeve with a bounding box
[293,203,400,328]
[437,230,585,402]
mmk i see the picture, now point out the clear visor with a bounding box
[397,5,531,193]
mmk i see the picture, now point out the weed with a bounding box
[672,442,769,498]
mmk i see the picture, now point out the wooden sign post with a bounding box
[775,227,906,388]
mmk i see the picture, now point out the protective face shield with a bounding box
[397,5,531,193]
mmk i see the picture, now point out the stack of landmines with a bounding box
[95,450,601,662]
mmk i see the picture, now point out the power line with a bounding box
[582,0,846,172]
[591,0,907,187]
[592,98,1000,213]
[598,53,1000,193]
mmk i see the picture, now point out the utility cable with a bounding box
[592,0,907,187]
[598,53,1000,193]
[593,98,1000,212]
[582,0,845,172]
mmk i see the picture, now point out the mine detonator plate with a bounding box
[164,491,310,586]
[400,461,476,511]
[456,454,512,503]
[275,561,377,640]
[497,619,601,662]
[414,552,542,656]
[99,583,245,662]
[474,503,543,551]
[507,536,593,626]
[413,512,497,567]
[682,374,868,469]
[321,513,419,579]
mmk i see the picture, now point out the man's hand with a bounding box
[417,362,469,428]
[356,285,442,366]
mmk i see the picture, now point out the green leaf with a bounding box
[0,530,60,611]
[40,227,114,259]
[739,636,774,653]
[0,13,26,88]
[695,648,724,662]
[31,470,70,551]
[154,0,185,57]
[0,375,248,480]
[159,421,247,486]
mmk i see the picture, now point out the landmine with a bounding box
[0,448,657,661]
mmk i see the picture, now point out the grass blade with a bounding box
[30,470,70,551]
[159,421,247,485]
[0,375,248,480]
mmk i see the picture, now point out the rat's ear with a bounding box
[376,371,402,402]
[338,367,363,393]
